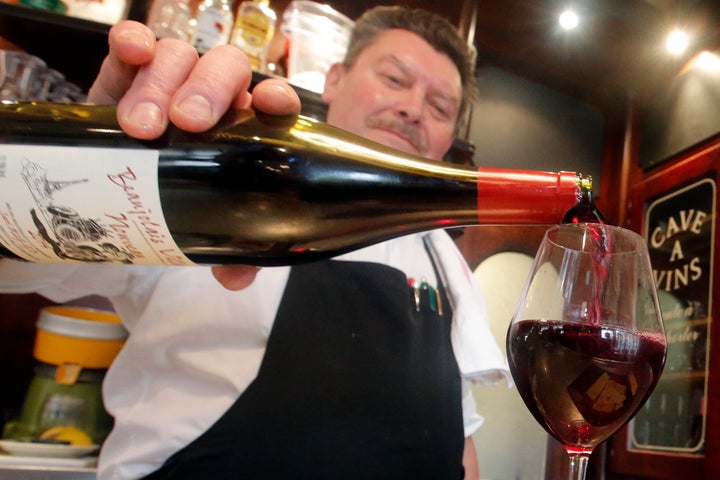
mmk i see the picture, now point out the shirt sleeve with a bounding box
[0,258,154,303]
[461,377,484,436]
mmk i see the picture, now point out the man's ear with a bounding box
[322,63,345,103]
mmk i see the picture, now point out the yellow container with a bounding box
[33,306,128,370]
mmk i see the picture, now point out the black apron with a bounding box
[144,260,465,480]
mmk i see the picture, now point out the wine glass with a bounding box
[506,223,667,480]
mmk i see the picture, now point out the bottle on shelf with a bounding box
[230,0,277,73]
[0,102,589,267]
[145,0,196,42]
[64,0,129,25]
[191,0,234,54]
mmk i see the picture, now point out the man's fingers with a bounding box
[87,21,301,142]
[250,78,302,116]
[167,45,254,132]
[87,21,156,104]
[114,38,199,139]
[211,265,262,291]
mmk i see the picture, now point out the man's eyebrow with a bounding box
[375,54,409,72]
[376,54,460,107]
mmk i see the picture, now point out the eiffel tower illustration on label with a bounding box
[41,176,88,197]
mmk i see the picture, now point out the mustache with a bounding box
[365,117,427,154]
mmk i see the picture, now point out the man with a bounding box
[0,6,507,479]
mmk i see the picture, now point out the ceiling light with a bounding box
[679,50,720,76]
[666,29,690,56]
[559,10,579,30]
[697,51,720,69]
[694,51,720,71]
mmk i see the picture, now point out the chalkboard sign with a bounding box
[638,65,720,170]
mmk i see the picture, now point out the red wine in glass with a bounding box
[507,319,667,455]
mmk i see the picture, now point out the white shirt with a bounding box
[0,231,508,480]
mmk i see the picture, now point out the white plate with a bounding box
[0,440,99,458]
[0,453,98,468]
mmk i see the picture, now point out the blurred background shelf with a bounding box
[0,2,110,90]
[0,2,333,119]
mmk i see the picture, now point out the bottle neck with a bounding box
[474,168,583,225]
[561,186,607,224]
[204,111,587,227]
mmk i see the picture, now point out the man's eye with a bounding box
[382,73,403,86]
[431,103,451,119]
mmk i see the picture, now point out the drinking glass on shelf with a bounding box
[0,50,46,100]
[0,50,87,102]
[506,223,667,480]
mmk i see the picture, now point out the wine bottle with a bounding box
[0,102,588,267]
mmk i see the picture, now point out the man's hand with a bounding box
[89,21,301,139]
[210,265,262,291]
[88,21,302,290]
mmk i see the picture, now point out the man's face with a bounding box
[322,29,463,161]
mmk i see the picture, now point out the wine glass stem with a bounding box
[568,453,590,480]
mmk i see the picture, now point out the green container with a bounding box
[2,363,112,444]
[19,0,68,14]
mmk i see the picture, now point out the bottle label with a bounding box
[0,145,193,265]
[193,7,233,52]
[230,5,274,70]
[238,7,273,47]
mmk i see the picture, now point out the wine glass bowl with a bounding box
[506,223,667,479]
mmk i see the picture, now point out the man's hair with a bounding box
[343,6,477,123]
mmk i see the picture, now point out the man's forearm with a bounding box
[462,436,479,480]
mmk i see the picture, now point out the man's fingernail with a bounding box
[118,29,152,48]
[176,94,213,123]
[124,102,163,130]
[272,83,293,97]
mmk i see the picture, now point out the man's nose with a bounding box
[395,88,425,123]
